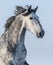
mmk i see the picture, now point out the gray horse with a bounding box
[0,5,45,65]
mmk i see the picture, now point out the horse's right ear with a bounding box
[34,6,38,13]
[28,5,32,11]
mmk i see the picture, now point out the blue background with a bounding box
[0,0,53,65]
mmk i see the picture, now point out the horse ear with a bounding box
[26,5,32,11]
[28,5,32,11]
[22,5,32,16]
[34,6,38,13]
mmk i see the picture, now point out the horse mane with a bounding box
[5,16,15,31]
[15,6,26,16]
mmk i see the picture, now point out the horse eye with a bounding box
[30,17,33,19]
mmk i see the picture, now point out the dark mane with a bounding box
[5,16,15,31]
[15,6,26,16]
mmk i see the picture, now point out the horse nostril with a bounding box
[39,32,42,36]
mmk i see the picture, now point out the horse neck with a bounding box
[4,15,26,46]
[19,28,26,43]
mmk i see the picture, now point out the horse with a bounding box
[0,5,45,65]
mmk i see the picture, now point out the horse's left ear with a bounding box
[34,6,38,13]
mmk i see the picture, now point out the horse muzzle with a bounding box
[37,30,45,38]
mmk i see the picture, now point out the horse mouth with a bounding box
[37,35,44,38]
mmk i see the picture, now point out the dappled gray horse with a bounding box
[0,5,45,65]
